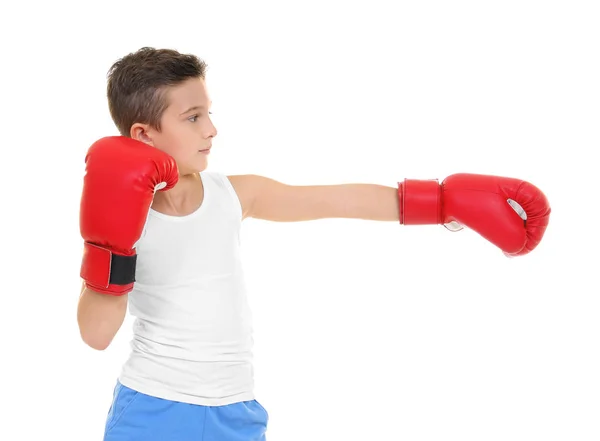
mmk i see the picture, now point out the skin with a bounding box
[78,76,400,350]
[78,78,219,350]
[131,77,218,217]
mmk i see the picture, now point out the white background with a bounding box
[2,1,599,440]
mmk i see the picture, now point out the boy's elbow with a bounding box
[80,330,113,351]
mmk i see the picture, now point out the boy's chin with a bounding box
[179,159,209,176]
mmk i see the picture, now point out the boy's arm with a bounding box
[226,173,551,257]
[227,174,399,222]
[77,281,128,351]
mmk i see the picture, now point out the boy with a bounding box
[77,47,550,441]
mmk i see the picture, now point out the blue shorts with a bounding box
[103,381,269,441]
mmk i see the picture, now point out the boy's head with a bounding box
[107,47,217,175]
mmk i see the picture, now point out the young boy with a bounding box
[77,47,550,441]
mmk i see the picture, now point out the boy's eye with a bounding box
[188,112,212,122]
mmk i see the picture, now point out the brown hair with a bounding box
[107,47,208,136]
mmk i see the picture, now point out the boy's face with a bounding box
[135,77,217,176]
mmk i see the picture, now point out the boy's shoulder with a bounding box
[225,173,258,188]
[225,174,263,220]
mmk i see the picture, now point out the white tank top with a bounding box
[118,171,256,406]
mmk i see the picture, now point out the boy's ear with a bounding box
[130,123,154,145]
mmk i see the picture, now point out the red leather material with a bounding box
[398,173,551,256]
[79,136,179,294]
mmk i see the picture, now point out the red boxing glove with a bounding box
[398,173,551,256]
[79,136,179,295]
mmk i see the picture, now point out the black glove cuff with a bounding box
[109,253,137,285]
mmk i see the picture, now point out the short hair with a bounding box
[106,47,208,136]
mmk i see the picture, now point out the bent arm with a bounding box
[77,282,128,350]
